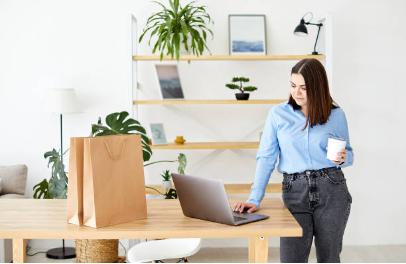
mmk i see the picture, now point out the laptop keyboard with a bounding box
[233,216,248,222]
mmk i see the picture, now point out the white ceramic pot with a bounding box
[169,33,192,55]
[161,180,172,190]
[180,34,192,54]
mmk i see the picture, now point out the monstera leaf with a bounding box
[177,153,187,174]
[48,178,67,199]
[33,179,50,199]
[165,189,178,199]
[91,111,152,162]
[33,149,68,199]
[44,149,68,182]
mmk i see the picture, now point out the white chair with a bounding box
[127,238,202,263]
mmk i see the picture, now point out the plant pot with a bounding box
[161,180,172,190]
[177,33,192,55]
[166,33,192,56]
[235,93,250,100]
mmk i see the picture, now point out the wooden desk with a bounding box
[0,198,301,263]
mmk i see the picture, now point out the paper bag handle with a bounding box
[103,139,127,160]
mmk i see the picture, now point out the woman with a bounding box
[232,58,353,263]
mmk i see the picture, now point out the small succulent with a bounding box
[225,77,258,93]
[160,170,171,181]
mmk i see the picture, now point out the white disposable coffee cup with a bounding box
[327,137,347,161]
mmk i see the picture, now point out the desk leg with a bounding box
[248,237,268,263]
[13,239,26,263]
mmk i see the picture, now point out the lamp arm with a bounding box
[313,24,322,54]
[305,22,323,26]
[305,22,323,54]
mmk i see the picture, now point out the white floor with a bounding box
[26,245,406,263]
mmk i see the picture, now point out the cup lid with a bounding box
[329,137,346,141]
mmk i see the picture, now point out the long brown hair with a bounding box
[288,58,339,131]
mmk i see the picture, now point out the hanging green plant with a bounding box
[139,0,214,62]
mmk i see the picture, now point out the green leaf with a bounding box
[180,20,188,38]
[226,84,239,89]
[33,179,49,199]
[160,170,171,181]
[91,111,153,162]
[173,30,180,61]
[165,189,178,199]
[48,177,67,199]
[168,0,176,15]
[177,153,187,174]
[243,86,258,92]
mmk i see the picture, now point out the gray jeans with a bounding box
[280,167,352,263]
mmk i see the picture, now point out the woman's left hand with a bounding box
[326,147,348,164]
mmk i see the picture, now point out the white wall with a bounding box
[0,0,405,250]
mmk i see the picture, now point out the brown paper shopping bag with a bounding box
[67,134,147,228]
[67,137,85,226]
[82,134,147,228]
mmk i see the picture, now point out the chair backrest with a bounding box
[0,164,28,195]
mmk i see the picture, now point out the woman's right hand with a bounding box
[232,202,258,213]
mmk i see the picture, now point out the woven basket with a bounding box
[75,239,119,263]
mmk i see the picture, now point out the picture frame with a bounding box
[228,14,267,55]
[154,64,185,99]
[149,123,168,145]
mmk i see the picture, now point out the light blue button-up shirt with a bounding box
[247,101,354,208]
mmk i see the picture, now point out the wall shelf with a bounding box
[133,54,326,61]
[134,99,286,105]
[146,183,282,194]
[150,142,259,150]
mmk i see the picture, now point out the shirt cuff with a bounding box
[246,199,260,209]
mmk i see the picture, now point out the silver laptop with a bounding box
[171,173,269,226]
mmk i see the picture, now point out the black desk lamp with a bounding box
[294,12,323,55]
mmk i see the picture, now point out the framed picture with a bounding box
[149,123,168,145]
[228,14,267,55]
[155,64,185,99]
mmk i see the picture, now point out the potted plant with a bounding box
[139,0,214,62]
[160,170,172,190]
[33,149,68,199]
[225,77,258,100]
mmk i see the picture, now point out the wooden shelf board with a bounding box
[133,54,326,61]
[150,142,259,149]
[134,99,286,105]
[146,183,282,194]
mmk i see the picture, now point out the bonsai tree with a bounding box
[33,149,68,199]
[139,0,214,62]
[225,77,258,94]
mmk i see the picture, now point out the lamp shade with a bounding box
[42,88,83,114]
[294,19,308,36]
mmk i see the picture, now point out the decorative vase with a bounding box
[174,136,186,144]
[236,93,250,100]
[162,180,172,190]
